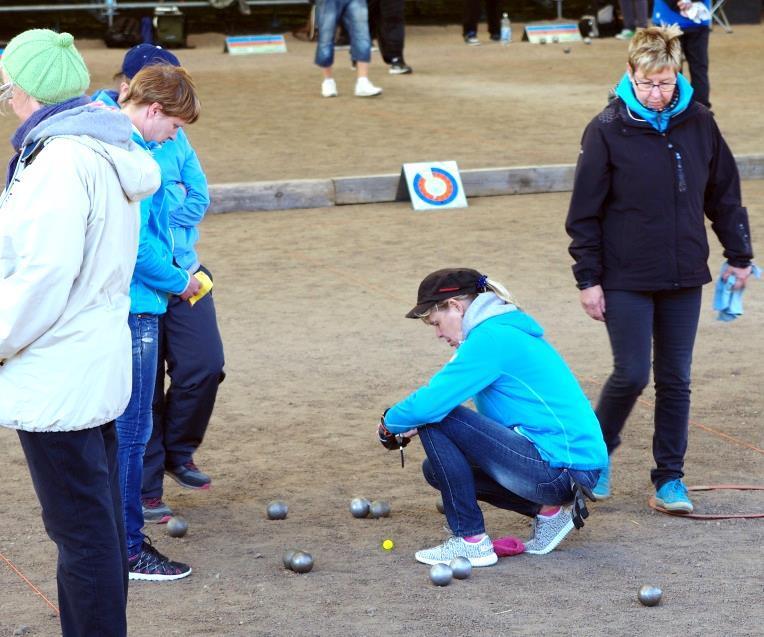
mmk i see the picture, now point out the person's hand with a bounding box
[677,0,692,10]
[580,285,606,322]
[179,274,201,301]
[722,264,753,290]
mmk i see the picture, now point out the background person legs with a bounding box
[368,0,411,72]
[17,423,127,637]
[681,29,711,108]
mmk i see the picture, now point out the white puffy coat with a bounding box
[0,107,160,432]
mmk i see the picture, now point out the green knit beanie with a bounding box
[2,29,90,105]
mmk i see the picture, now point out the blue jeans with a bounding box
[315,0,372,68]
[116,313,159,557]
[17,423,127,637]
[418,406,599,537]
[596,287,702,488]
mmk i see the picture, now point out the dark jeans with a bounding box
[17,422,127,637]
[368,0,406,63]
[463,0,501,37]
[596,287,702,488]
[681,28,710,108]
[618,0,648,29]
[143,266,225,499]
[418,406,598,536]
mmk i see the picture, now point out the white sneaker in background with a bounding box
[354,77,382,97]
[321,78,338,98]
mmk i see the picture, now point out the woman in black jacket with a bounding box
[565,25,753,513]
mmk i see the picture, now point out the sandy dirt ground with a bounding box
[1,23,763,637]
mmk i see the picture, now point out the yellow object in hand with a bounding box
[188,271,213,306]
[382,539,394,551]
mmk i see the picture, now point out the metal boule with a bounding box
[429,563,452,586]
[266,500,288,520]
[166,516,188,538]
[282,549,297,569]
[449,556,472,580]
[290,551,314,574]
[369,500,391,518]
[638,585,662,606]
[350,498,371,518]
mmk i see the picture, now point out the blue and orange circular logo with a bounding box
[412,167,459,206]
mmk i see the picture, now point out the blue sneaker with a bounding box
[655,479,694,514]
[592,463,611,500]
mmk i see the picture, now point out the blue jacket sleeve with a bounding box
[384,331,502,433]
[133,198,190,295]
[163,132,210,229]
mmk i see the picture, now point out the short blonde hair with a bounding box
[121,64,200,123]
[628,25,683,75]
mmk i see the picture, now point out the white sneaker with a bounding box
[524,507,575,555]
[415,535,498,567]
[321,78,338,98]
[354,77,382,97]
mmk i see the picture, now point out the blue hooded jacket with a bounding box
[653,0,710,31]
[614,72,694,133]
[384,294,608,471]
[91,89,190,314]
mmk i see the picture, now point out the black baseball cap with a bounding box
[405,268,488,318]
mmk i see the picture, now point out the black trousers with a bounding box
[681,28,710,108]
[595,287,702,488]
[17,422,127,637]
[367,0,406,63]
[463,0,501,37]
[143,265,225,498]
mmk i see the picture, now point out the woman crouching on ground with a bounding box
[378,268,608,566]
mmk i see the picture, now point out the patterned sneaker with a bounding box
[415,535,498,567]
[592,463,611,500]
[655,479,694,514]
[165,461,211,490]
[142,497,173,524]
[524,507,575,555]
[128,541,192,582]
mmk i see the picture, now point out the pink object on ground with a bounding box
[493,536,525,557]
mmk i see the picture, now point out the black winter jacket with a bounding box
[566,99,753,291]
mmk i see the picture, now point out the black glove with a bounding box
[377,417,410,451]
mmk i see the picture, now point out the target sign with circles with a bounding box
[401,161,468,211]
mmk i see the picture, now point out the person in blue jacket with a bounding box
[378,268,608,566]
[94,45,225,525]
[653,0,712,107]
[114,64,202,582]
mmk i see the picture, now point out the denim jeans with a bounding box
[596,287,702,488]
[17,423,127,637]
[315,0,372,68]
[418,406,599,537]
[116,313,159,557]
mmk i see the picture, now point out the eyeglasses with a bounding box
[0,81,14,103]
[632,79,677,93]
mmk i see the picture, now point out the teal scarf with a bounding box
[614,72,694,133]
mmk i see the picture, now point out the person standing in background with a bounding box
[368,0,413,74]
[462,0,501,45]
[615,0,649,40]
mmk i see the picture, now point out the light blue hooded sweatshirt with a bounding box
[385,293,608,471]
[91,89,190,313]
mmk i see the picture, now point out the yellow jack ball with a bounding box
[382,539,394,551]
